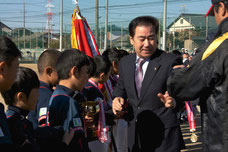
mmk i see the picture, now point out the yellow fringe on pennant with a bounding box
[71,8,79,49]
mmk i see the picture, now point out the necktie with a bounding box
[135,58,145,97]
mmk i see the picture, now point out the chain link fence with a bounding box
[0,15,217,63]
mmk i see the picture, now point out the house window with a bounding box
[180,19,183,24]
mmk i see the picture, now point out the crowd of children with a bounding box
[0,36,129,152]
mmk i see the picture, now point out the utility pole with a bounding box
[59,0,63,51]
[189,16,191,40]
[45,0,55,49]
[30,30,31,49]
[48,29,50,48]
[95,0,99,48]
[110,23,112,48]
[23,1,26,49]
[100,24,102,50]
[162,0,167,51]
[36,32,38,62]
[42,29,45,49]
[65,25,67,48]
[36,32,38,49]
[121,24,123,48]
[180,5,187,13]
[18,29,20,48]
[173,23,175,50]
[206,16,209,38]
[158,16,161,49]
[104,0,108,50]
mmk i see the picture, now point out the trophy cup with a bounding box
[80,101,100,141]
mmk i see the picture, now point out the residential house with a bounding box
[167,13,217,52]
[168,13,217,33]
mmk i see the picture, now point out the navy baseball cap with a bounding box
[205,0,228,17]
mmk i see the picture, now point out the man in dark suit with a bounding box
[112,16,185,152]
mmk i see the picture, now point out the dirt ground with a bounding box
[20,63,38,74]
[0,63,38,111]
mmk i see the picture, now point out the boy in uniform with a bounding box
[101,48,129,106]
[48,49,95,152]
[2,67,74,151]
[101,48,129,152]
[82,55,113,152]
[28,49,61,128]
[0,36,21,149]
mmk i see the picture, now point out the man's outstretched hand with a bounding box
[112,97,124,115]
[158,91,175,109]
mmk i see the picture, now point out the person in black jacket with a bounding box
[0,36,21,150]
[165,0,228,151]
[2,67,74,152]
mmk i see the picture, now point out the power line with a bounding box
[0,0,211,32]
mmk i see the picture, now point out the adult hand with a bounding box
[158,91,175,109]
[173,65,185,69]
[112,97,124,115]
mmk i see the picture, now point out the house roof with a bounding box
[100,24,128,36]
[0,22,12,31]
[167,13,217,30]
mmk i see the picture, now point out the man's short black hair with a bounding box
[2,67,40,106]
[172,50,182,56]
[183,53,189,56]
[129,16,159,38]
[0,36,21,66]
[102,48,129,64]
[102,48,120,63]
[118,49,129,58]
[214,0,228,14]
[37,48,61,74]
[56,49,95,80]
[92,55,111,77]
[88,56,96,77]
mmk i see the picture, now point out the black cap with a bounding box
[205,0,227,17]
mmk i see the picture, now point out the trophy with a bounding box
[80,101,100,141]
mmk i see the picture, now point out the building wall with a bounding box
[169,17,194,33]
[184,39,199,54]
[2,27,11,33]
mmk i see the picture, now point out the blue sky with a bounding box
[0,0,212,33]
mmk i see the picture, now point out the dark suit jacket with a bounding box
[113,49,185,152]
